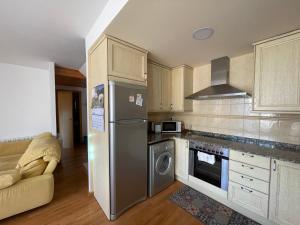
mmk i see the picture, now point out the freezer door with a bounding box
[109,81,147,121]
[109,119,147,219]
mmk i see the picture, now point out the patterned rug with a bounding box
[170,185,260,225]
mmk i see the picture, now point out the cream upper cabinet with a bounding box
[147,61,171,112]
[147,63,162,112]
[171,66,193,112]
[147,62,193,112]
[161,68,172,111]
[174,138,189,182]
[107,38,148,84]
[269,159,300,225]
[253,31,300,113]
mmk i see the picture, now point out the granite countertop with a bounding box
[148,131,300,164]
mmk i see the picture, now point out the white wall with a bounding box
[85,0,128,50]
[0,62,56,141]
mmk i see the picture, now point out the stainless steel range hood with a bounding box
[186,56,251,100]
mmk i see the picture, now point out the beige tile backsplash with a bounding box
[171,98,300,145]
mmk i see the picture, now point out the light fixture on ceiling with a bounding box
[192,27,214,40]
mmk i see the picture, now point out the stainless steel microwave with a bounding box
[161,121,182,133]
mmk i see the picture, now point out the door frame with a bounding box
[56,89,83,145]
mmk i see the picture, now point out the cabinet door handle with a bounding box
[241,175,253,182]
[241,164,254,170]
[273,160,277,171]
[240,186,253,193]
[242,153,254,158]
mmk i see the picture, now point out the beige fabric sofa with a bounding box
[0,135,61,220]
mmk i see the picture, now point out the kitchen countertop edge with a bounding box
[148,132,300,164]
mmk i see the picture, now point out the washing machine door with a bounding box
[155,152,172,175]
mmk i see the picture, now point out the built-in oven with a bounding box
[189,140,229,191]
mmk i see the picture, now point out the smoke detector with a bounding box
[193,27,214,40]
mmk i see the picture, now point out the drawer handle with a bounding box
[240,186,253,193]
[241,164,254,170]
[242,153,254,158]
[273,160,277,171]
[241,175,253,182]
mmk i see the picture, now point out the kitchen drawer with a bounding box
[229,170,269,194]
[229,160,270,182]
[230,150,270,169]
[228,181,269,218]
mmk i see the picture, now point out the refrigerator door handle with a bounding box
[110,119,147,125]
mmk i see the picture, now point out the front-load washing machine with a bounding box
[148,140,175,197]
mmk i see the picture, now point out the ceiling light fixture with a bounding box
[192,27,214,40]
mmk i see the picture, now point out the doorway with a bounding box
[57,90,82,149]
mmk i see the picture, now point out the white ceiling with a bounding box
[105,0,300,68]
[0,0,109,69]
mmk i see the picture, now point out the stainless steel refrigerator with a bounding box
[108,81,147,220]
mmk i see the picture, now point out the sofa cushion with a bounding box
[0,169,21,190]
[0,174,54,220]
[0,154,22,172]
[17,136,61,168]
[20,159,48,179]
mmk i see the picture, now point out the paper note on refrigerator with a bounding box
[91,84,105,132]
[136,94,143,106]
[92,107,104,132]
[129,95,135,103]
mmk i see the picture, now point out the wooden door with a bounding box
[57,91,73,149]
[107,39,147,83]
[253,32,300,112]
[269,159,300,225]
[147,63,162,112]
[161,67,172,111]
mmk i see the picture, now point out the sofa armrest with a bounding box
[0,140,31,157]
[43,160,58,174]
[0,174,54,220]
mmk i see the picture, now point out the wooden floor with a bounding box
[2,145,201,225]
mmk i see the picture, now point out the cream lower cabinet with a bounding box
[174,138,189,182]
[171,66,193,112]
[228,182,269,218]
[253,30,300,113]
[228,150,270,218]
[147,61,171,112]
[107,37,148,85]
[269,159,300,225]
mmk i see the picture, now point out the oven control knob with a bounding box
[220,152,223,155]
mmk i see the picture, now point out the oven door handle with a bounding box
[189,148,229,160]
